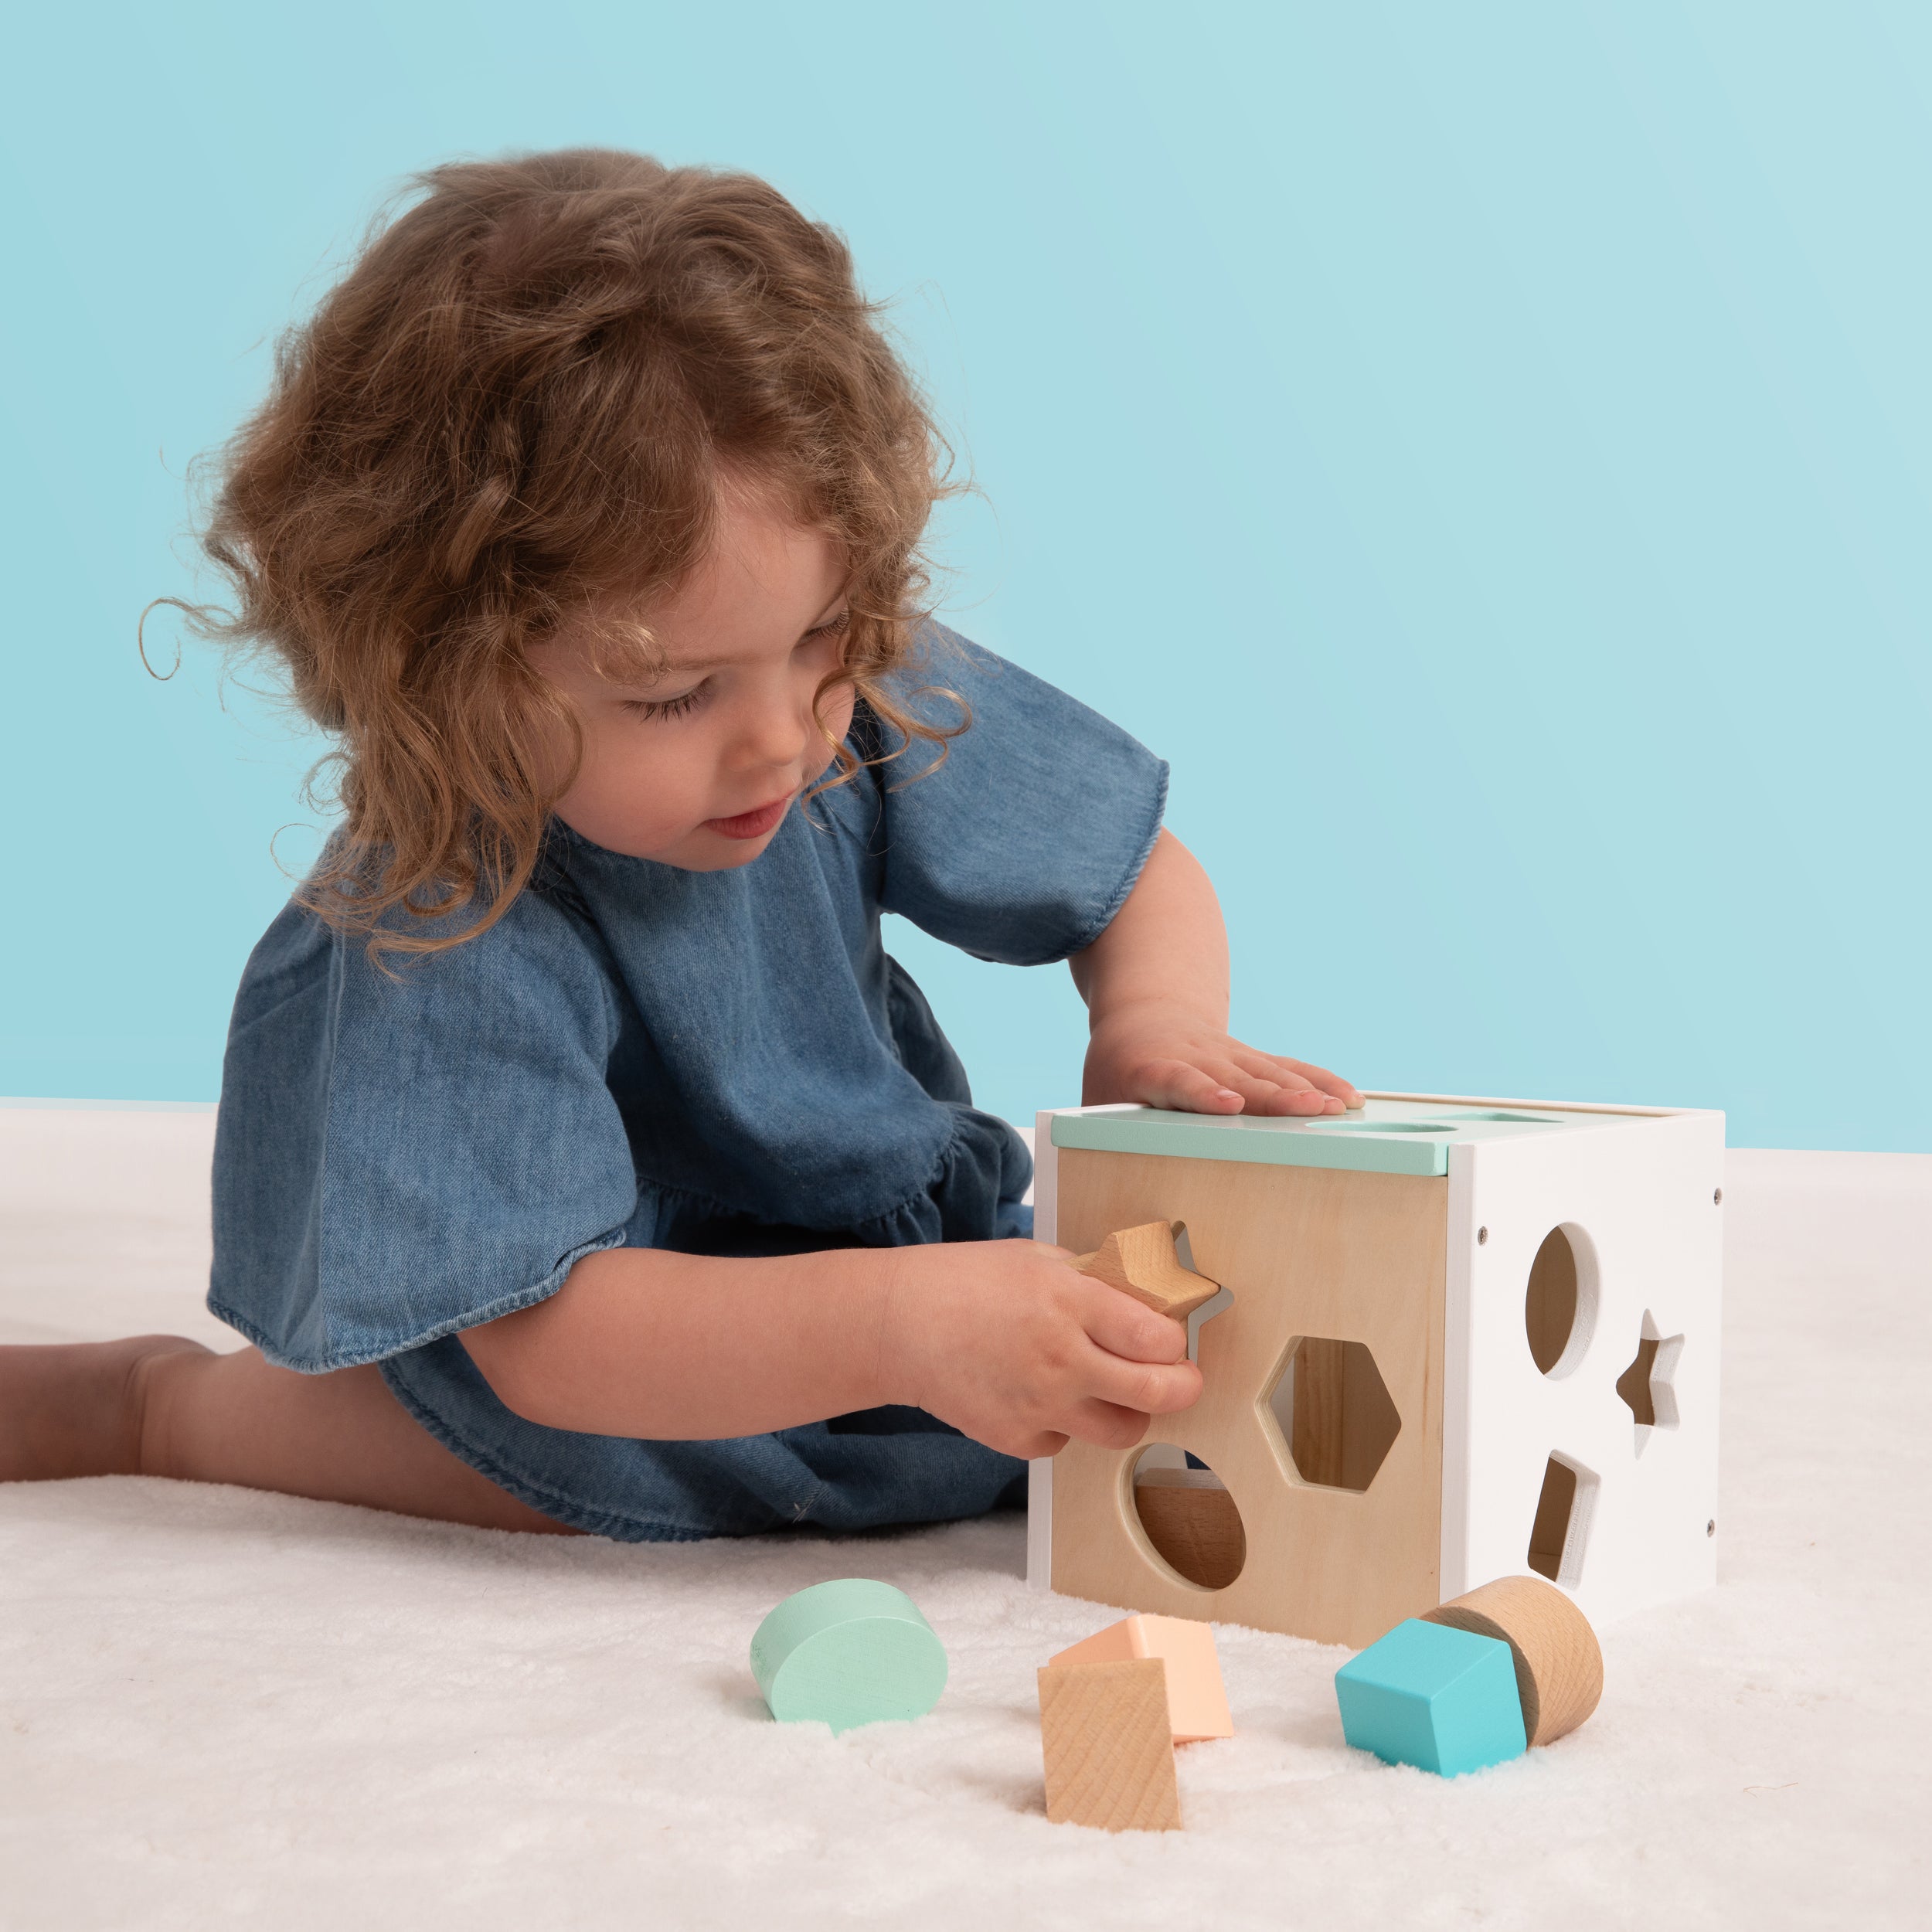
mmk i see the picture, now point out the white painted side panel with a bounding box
[1447,1111,1724,1627]
[1026,1110,1063,1593]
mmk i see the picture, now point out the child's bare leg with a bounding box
[1,1338,578,1536]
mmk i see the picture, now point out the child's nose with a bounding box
[740,697,811,770]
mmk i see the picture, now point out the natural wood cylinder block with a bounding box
[1422,1573,1603,1746]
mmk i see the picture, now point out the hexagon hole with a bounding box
[1267,1338,1401,1491]
[1524,1225,1599,1377]
[1131,1445,1246,1589]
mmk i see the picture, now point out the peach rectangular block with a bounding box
[1049,1613,1233,1743]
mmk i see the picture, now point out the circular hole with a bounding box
[1478,1226,1489,1245]
[1524,1225,1599,1377]
[1707,1519,1716,1537]
[1713,1187,1723,1206]
[1129,1444,1246,1590]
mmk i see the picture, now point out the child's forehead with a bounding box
[549,524,849,687]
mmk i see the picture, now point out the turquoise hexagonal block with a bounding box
[1335,1618,1528,1777]
[750,1579,947,1734]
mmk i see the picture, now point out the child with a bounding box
[1,149,1360,1540]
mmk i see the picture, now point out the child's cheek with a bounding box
[819,681,859,744]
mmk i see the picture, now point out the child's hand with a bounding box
[1083,1003,1364,1117]
[879,1239,1202,1460]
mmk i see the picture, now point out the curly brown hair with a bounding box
[165,148,961,959]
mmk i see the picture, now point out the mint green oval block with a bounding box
[750,1579,948,1733]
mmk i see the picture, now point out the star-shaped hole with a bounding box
[1614,1311,1683,1454]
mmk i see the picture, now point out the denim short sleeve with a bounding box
[869,628,1168,966]
[208,879,636,1372]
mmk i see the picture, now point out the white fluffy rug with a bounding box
[2,1105,1926,1930]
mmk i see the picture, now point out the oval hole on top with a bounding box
[1523,1224,1599,1378]
[1129,1444,1246,1590]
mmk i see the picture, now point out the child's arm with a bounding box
[1071,829,1363,1116]
[461,1236,1199,1459]
[465,830,1331,1456]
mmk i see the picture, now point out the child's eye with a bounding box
[622,679,712,722]
[804,610,851,645]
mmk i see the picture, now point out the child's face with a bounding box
[529,490,855,870]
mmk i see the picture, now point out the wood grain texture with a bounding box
[1074,1219,1222,1321]
[1288,1337,1403,1491]
[1051,1150,1447,1648]
[1423,1573,1604,1746]
[1037,1658,1182,1831]
[1131,1476,1247,1590]
[1047,1614,1233,1743]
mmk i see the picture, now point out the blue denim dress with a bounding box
[208,630,1167,1539]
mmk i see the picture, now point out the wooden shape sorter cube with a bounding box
[1028,1094,1723,1648]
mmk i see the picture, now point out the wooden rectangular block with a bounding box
[1037,1658,1182,1832]
[1049,1614,1233,1743]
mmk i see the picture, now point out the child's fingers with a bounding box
[1233,1047,1362,1109]
[1274,1054,1364,1107]
[1079,1347,1202,1419]
[1076,1281,1191,1363]
[1209,1060,1335,1115]
[1248,1082,1341,1117]
[1062,1397,1158,1451]
[1128,1058,1244,1114]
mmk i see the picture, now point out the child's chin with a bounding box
[659,828,778,872]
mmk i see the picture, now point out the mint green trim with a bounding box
[1047,1101,1597,1177]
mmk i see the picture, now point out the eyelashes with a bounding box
[620,610,851,723]
[621,679,710,721]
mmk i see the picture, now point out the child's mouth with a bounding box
[703,791,796,841]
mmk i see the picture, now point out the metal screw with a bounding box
[1713,1188,1723,1206]
[1707,1519,1716,1537]
[1477,1226,1488,1246]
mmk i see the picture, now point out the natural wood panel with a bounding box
[1289,1338,1403,1492]
[1051,1149,1447,1648]
[1131,1477,1246,1590]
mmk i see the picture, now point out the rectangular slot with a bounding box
[1526,1453,1599,1587]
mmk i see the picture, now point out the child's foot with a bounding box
[0,1335,211,1482]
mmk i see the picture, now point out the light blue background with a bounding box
[3,2,1927,1149]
